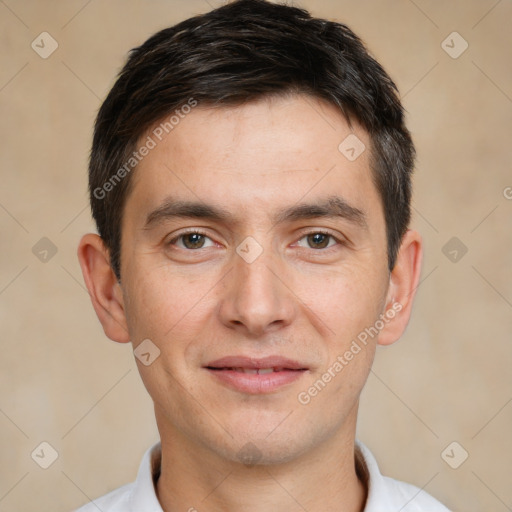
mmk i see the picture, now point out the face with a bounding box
[118,94,393,464]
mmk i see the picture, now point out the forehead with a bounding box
[124,94,381,227]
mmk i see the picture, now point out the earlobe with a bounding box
[377,229,423,346]
[77,233,131,343]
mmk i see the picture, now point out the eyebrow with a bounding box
[143,195,367,230]
[273,196,367,229]
[144,200,232,228]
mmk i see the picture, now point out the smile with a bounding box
[204,356,309,394]
[211,367,300,374]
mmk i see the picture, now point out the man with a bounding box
[76,0,451,510]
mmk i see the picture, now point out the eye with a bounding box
[169,231,216,250]
[296,231,339,250]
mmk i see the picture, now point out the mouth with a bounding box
[208,367,301,374]
[204,356,308,394]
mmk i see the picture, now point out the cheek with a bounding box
[123,266,217,405]
[123,262,216,344]
[296,263,388,343]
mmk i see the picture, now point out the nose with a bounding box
[218,247,296,337]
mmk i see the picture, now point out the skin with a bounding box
[78,94,422,512]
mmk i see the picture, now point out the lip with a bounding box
[204,355,308,394]
[205,355,307,370]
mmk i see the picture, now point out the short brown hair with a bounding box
[89,0,415,281]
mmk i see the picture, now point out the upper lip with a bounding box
[204,355,308,370]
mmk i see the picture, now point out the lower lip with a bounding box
[205,368,307,394]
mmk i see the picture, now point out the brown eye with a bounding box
[183,233,205,249]
[169,231,215,250]
[305,232,335,249]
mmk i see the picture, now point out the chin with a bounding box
[206,415,317,467]
[217,435,310,467]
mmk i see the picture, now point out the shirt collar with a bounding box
[129,439,390,511]
[355,440,395,511]
[128,442,164,511]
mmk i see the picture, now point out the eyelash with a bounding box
[295,230,342,250]
[168,229,214,248]
[167,229,343,250]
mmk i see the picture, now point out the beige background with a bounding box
[1,0,511,511]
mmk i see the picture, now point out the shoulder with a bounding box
[381,476,451,511]
[73,482,133,511]
[355,440,451,512]
[72,442,163,512]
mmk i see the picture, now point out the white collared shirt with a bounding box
[74,440,451,511]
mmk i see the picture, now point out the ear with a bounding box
[77,233,130,343]
[377,229,423,346]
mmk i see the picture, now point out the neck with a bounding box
[155,411,367,512]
